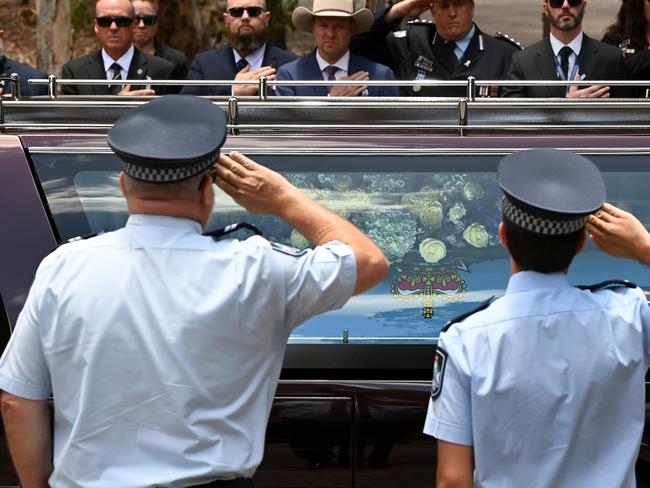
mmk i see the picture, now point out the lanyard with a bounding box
[553,53,580,93]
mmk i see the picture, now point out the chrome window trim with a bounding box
[26,147,650,156]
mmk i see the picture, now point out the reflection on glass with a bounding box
[32,154,650,345]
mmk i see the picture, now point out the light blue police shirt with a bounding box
[0,214,356,488]
[424,271,650,488]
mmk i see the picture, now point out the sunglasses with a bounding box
[227,6,265,17]
[547,0,583,8]
[96,16,134,28]
[135,14,158,26]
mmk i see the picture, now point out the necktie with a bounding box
[110,62,122,95]
[324,65,339,93]
[235,58,249,72]
[559,46,572,80]
[445,40,459,70]
[324,65,339,81]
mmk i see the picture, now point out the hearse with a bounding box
[0,74,650,487]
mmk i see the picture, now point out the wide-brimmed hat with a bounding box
[292,0,373,35]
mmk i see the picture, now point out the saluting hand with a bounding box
[233,65,277,96]
[329,71,370,97]
[386,0,434,23]
[215,151,300,217]
[586,202,650,265]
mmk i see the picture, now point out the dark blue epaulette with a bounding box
[576,279,638,292]
[203,222,262,241]
[441,296,495,333]
[495,32,524,50]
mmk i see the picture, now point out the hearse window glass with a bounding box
[31,153,650,344]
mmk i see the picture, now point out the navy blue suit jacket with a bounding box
[0,55,48,97]
[181,44,297,96]
[275,50,398,96]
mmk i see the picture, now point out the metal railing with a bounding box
[1,73,650,136]
[17,74,650,101]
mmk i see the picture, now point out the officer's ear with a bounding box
[198,173,213,205]
[498,221,508,248]
[575,230,587,255]
[119,171,128,198]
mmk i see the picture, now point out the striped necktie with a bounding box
[110,62,122,95]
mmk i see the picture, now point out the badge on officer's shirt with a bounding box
[431,347,448,401]
[271,241,309,257]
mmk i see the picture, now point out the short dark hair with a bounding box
[503,217,584,273]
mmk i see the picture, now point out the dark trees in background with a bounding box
[157,0,205,62]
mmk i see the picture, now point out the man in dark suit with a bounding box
[61,0,174,96]
[181,0,296,97]
[503,0,630,98]
[132,0,188,93]
[275,0,398,97]
[0,27,48,97]
[349,0,521,97]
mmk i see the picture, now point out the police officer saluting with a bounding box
[425,149,650,487]
[350,0,521,97]
[0,95,388,488]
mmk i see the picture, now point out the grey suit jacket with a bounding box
[503,35,631,98]
[61,47,175,95]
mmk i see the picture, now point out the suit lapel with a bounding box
[223,47,238,77]
[88,50,110,95]
[535,40,564,97]
[432,35,455,75]
[127,48,148,81]
[455,29,481,76]
[576,35,598,78]
[304,51,327,96]
[348,53,364,76]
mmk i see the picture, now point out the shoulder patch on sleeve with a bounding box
[431,347,448,401]
[576,279,638,292]
[393,30,407,38]
[271,241,309,257]
[495,32,524,50]
[441,296,495,333]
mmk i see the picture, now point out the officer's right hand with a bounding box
[386,0,434,23]
[232,65,277,96]
[215,151,299,216]
[587,202,650,265]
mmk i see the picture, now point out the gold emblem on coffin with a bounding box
[390,265,468,319]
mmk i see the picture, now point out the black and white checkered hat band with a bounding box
[122,153,218,182]
[502,197,587,235]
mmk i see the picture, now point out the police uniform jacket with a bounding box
[602,32,650,96]
[503,35,632,98]
[61,47,175,95]
[350,8,519,97]
[425,271,650,487]
[0,214,357,486]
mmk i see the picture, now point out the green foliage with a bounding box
[71,0,93,36]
